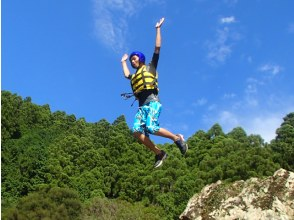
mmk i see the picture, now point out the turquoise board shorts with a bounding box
[132,101,161,136]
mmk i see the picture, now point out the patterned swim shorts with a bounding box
[132,101,162,136]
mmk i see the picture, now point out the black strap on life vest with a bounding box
[121,92,136,107]
[121,92,134,100]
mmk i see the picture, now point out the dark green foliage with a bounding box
[1,91,23,142]
[227,127,248,143]
[2,187,82,220]
[1,91,292,219]
[270,113,294,171]
[82,198,165,220]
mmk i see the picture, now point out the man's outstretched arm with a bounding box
[154,17,165,54]
[121,54,131,78]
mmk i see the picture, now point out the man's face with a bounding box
[130,55,140,69]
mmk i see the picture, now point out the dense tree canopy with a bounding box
[1,90,292,219]
[270,113,294,171]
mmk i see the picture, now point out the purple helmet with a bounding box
[129,51,145,64]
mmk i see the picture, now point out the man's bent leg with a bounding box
[133,131,168,168]
[133,132,161,155]
[154,128,179,142]
[154,128,188,155]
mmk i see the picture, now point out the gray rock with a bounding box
[180,169,294,220]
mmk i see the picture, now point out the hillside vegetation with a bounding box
[1,90,293,219]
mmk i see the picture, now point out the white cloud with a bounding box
[244,62,283,105]
[208,104,217,111]
[224,0,239,6]
[246,115,282,142]
[245,77,264,95]
[258,63,283,76]
[207,44,232,63]
[223,93,236,99]
[287,23,294,33]
[202,67,294,142]
[245,82,257,94]
[218,111,240,128]
[94,0,137,15]
[220,16,236,24]
[245,96,259,107]
[92,0,164,53]
[206,27,231,63]
[181,109,195,116]
[94,15,128,52]
[205,14,242,65]
[206,25,241,64]
[205,96,294,143]
[93,0,133,53]
[247,56,253,63]
[208,110,284,143]
[193,98,208,106]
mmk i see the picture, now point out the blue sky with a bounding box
[2,0,294,143]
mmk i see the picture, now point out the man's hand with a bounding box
[121,54,131,78]
[121,54,128,62]
[155,17,165,28]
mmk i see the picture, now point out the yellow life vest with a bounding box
[130,65,158,95]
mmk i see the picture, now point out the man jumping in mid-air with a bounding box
[121,17,188,168]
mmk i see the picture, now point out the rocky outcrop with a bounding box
[180,169,294,220]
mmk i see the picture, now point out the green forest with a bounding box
[1,90,294,219]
